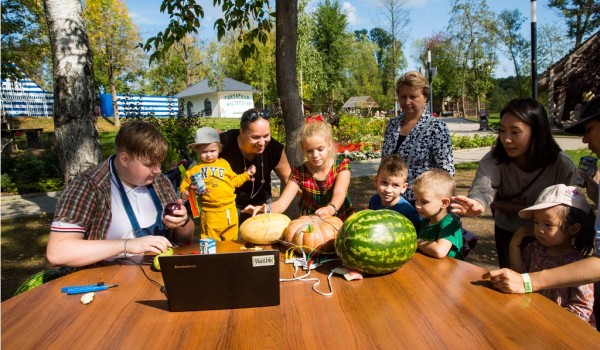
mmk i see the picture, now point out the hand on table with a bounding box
[125,235,173,255]
[482,268,526,294]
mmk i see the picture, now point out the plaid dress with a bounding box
[289,158,354,221]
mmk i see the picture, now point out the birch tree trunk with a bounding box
[44,0,102,184]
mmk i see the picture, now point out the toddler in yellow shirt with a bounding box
[181,127,255,240]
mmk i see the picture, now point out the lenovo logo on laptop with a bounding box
[174,264,197,269]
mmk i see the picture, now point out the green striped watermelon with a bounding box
[335,209,417,275]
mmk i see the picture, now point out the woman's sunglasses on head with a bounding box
[242,109,271,122]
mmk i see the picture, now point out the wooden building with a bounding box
[538,31,599,126]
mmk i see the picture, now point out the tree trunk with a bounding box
[44,0,102,184]
[276,0,302,219]
[110,77,120,127]
[111,83,120,126]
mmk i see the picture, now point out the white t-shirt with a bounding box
[51,165,160,259]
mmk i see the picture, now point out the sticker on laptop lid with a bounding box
[252,254,276,267]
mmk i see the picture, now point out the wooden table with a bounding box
[2,242,599,349]
[1,127,44,149]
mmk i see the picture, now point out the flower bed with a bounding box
[337,141,381,161]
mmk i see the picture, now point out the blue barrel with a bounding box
[99,93,113,117]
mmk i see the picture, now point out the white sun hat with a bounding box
[187,127,220,149]
[518,184,591,219]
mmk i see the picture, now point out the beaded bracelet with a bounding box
[124,239,131,255]
[328,203,338,215]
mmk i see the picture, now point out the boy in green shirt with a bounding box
[412,169,464,260]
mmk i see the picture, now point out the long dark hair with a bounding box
[491,98,561,169]
[560,205,596,256]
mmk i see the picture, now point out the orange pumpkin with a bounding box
[284,214,343,254]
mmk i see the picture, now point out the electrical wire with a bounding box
[122,257,164,291]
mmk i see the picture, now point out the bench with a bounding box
[1,127,44,149]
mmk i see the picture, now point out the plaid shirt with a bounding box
[53,158,178,240]
[289,158,354,221]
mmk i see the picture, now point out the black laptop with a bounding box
[159,250,280,312]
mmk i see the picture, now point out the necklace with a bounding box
[243,153,265,199]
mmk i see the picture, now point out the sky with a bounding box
[126,0,566,78]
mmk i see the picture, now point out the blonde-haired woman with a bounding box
[382,71,455,205]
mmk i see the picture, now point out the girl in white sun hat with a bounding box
[509,184,595,327]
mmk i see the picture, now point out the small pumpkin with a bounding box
[284,214,343,254]
[240,213,291,244]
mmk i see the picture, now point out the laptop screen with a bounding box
[159,250,280,312]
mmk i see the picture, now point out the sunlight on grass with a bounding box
[566,149,595,166]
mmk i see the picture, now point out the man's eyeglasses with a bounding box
[241,109,271,122]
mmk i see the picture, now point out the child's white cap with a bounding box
[518,184,590,219]
[187,127,220,149]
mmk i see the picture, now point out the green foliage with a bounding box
[1,0,51,87]
[548,0,600,46]
[1,173,17,193]
[333,114,386,148]
[565,149,596,166]
[345,38,384,106]
[84,0,142,95]
[1,148,63,194]
[451,134,497,150]
[313,0,352,108]
[298,0,326,104]
[143,0,204,63]
[447,0,499,111]
[455,162,480,171]
[417,35,463,103]
[99,131,118,158]
[497,9,529,95]
[143,42,191,96]
[268,114,286,145]
[144,0,271,64]
[143,116,204,168]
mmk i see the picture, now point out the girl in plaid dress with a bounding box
[243,121,354,220]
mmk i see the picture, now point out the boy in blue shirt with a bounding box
[369,155,420,231]
[413,169,463,260]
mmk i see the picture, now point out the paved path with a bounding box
[1,118,587,220]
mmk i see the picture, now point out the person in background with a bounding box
[478,109,492,131]
[219,108,292,224]
[381,71,455,205]
[481,94,600,330]
[509,184,595,327]
[368,154,420,231]
[47,121,194,268]
[451,98,577,268]
[413,169,463,260]
[180,127,255,241]
[243,121,354,220]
